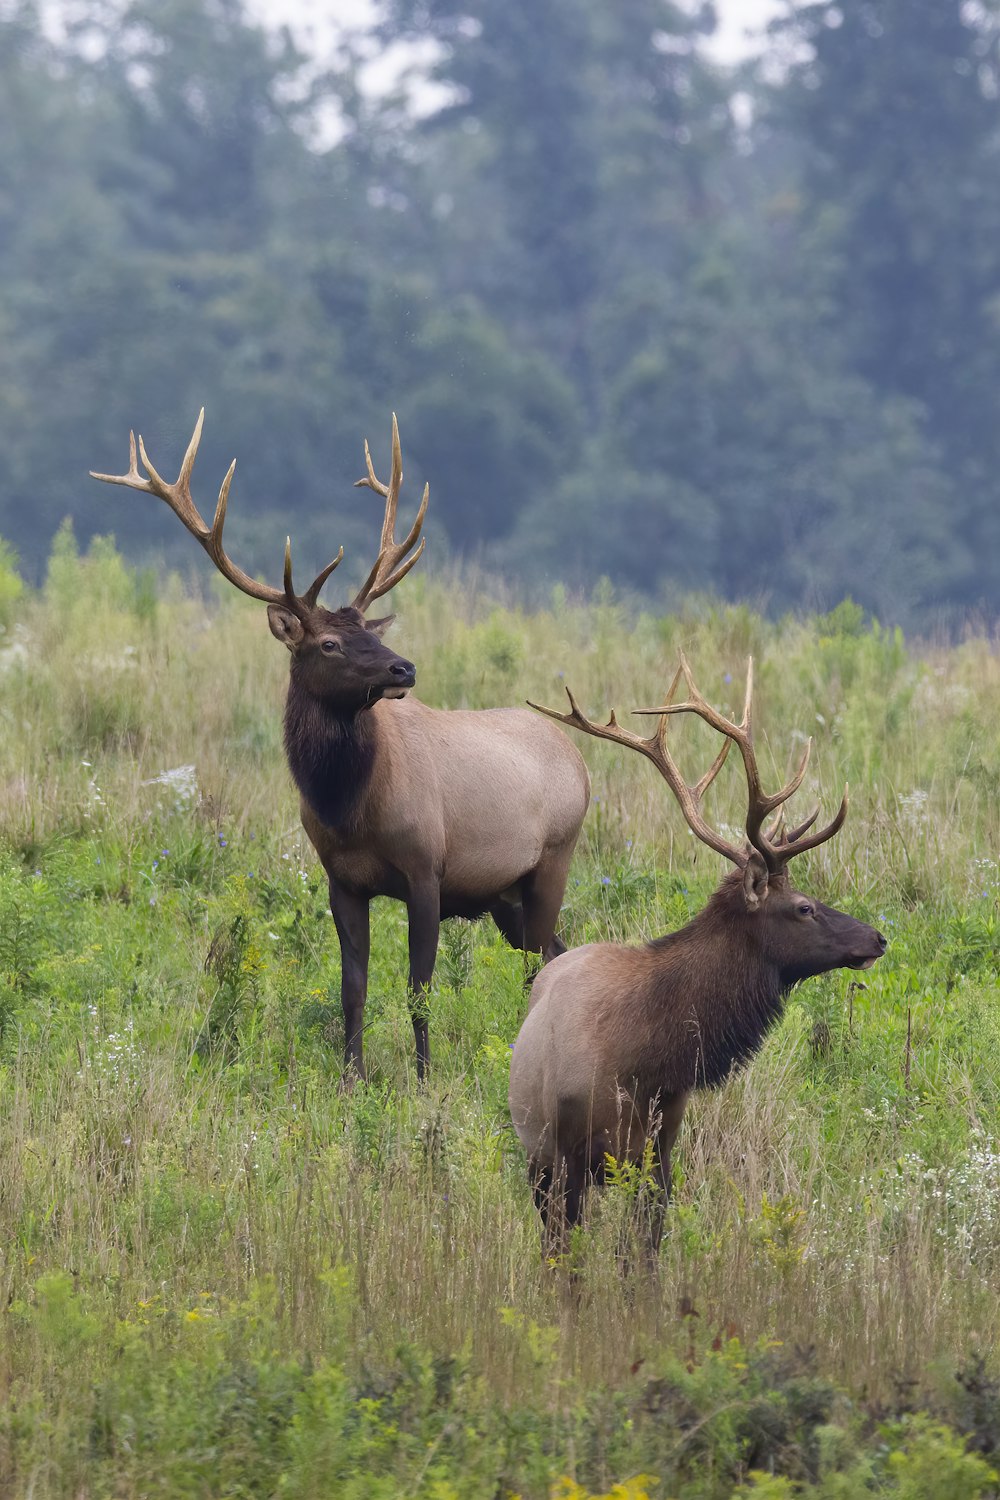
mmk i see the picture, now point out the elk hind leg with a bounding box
[489,896,525,950]
[490,895,546,992]
[521,848,575,961]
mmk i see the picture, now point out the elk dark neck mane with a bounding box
[644,872,786,1090]
[283,679,377,834]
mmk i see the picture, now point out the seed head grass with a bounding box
[1,537,1000,1495]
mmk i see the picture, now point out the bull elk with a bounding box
[91,411,589,1081]
[508,655,886,1254]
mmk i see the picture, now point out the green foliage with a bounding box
[882,1414,998,1499]
[196,906,264,1062]
[0,852,49,1045]
[45,521,148,618]
[0,535,23,631]
[748,1193,808,1280]
[44,517,79,601]
[814,598,866,640]
[3,546,1000,1494]
[0,0,997,625]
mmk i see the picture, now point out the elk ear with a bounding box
[742,851,770,912]
[366,613,396,639]
[267,604,305,651]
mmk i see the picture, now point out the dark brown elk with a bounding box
[91,411,590,1081]
[508,655,886,1254]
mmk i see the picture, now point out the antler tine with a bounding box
[765,805,819,847]
[632,654,845,873]
[641,662,728,806]
[634,654,770,837]
[90,428,153,493]
[351,413,428,612]
[529,669,747,868]
[353,420,401,566]
[302,546,346,608]
[528,685,651,754]
[773,786,849,862]
[743,736,812,855]
[91,410,316,612]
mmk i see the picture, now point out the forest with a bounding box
[3,0,1000,625]
[7,6,1000,1491]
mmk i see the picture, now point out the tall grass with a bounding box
[1,536,1000,1496]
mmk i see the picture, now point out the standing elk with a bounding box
[91,411,590,1081]
[508,655,886,1254]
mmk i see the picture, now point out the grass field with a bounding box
[2,534,1000,1496]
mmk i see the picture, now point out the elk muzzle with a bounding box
[816,901,887,973]
[850,927,887,970]
[381,655,416,700]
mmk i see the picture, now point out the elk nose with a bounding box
[875,931,887,952]
[390,658,416,683]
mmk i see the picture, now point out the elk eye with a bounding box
[320,639,343,655]
[797,901,814,917]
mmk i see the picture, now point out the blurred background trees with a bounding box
[2,0,999,625]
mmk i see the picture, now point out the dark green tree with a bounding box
[92,0,310,251]
[378,0,599,348]
[0,0,993,623]
[768,0,1000,600]
[504,250,961,621]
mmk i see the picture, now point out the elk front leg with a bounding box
[328,880,371,1083]
[406,880,440,1081]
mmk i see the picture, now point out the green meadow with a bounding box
[2,533,1000,1497]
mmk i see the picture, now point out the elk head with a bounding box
[531,654,886,983]
[90,410,427,713]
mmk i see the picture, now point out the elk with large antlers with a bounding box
[92,412,589,1081]
[508,655,886,1254]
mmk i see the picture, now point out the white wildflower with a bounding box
[143,764,199,812]
[79,1013,141,1085]
[896,788,929,827]
[83,646,138,673]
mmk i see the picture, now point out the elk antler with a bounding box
[633,654,848,873]
[531,654,848,872]
[352,413,428,612]
[90,410,344,616]
[529,665,741,866]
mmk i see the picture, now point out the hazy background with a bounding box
[2,0,998,627]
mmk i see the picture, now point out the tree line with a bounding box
[2,0,999,626]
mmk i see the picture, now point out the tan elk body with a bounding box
[509,658,886,1251]
[92,412,588,1080]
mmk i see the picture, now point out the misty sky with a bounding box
[246,0,789,82]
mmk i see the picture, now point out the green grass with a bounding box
[1,535,1000,1496]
